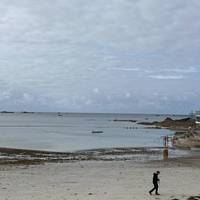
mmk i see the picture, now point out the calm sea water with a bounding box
[0,112,185,152]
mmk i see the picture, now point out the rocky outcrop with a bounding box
[138,117,197,130]
[138,117,200,148]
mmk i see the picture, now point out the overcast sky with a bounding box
[0,0,200,114]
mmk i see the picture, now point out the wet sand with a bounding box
[0,154,200,200]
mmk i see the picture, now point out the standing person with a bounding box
[149,171,160,195]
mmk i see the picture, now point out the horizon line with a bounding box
[0,110,187,116]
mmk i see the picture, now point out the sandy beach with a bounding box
[0,154,200,200]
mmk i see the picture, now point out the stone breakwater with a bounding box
[173,130,200,148]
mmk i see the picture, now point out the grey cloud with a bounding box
[107,67,140,71]
[163,67,199,73]
[0,0,200,113]
[149,75,184,80]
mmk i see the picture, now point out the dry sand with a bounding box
[0,156,200,200]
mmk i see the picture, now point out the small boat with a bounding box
[91,130,103,134]
[57,112,63,117]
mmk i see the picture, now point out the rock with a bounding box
[187,196,200,200]
[138,117,196,129]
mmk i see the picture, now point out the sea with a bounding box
[0,112,186,152]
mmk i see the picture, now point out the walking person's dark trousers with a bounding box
[149,182,158,194]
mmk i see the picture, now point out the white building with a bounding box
[195,111,200,124]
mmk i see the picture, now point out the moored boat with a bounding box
[91,130,103,134]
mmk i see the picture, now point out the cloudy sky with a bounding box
[0,0,200,114]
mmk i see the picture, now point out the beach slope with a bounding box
[0,156,200,200]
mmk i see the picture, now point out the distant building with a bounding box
[195,111,200,124]
[189,110,200,124]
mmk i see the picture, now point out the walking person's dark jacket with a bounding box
[149,171,160,195]
[153,172,159,184]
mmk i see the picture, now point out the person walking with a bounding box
[149,171,160,195]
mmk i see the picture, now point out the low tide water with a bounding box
[0,112,185,152]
